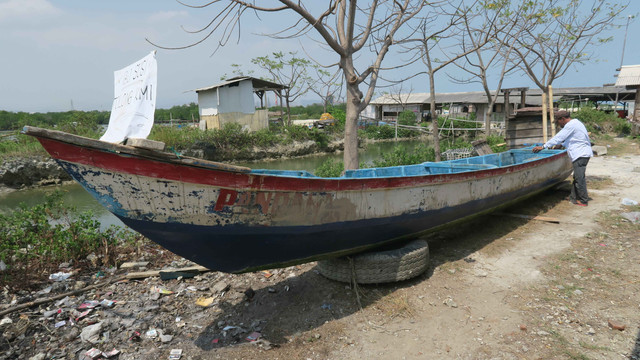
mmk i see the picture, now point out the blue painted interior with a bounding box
[249,146,562,179]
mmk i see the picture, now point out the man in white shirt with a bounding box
[532,111,593,206]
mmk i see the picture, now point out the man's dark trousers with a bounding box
[571,157,590,204]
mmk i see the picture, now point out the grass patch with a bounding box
[0,190,151,289]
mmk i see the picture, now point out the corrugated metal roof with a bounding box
[194,76,288,92]
[370,86,634,106]
[370,91,527,105]
[615,65,640,87]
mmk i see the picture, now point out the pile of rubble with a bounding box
[0,258,316,360]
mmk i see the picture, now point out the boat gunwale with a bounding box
[26,126,571,192]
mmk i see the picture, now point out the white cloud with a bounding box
[0,0,61,22]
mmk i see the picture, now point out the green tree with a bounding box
[220,63,254,81]
[252,52,313,126]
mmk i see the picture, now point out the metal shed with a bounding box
[194,76,288,132]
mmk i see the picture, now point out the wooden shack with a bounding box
[505,107,557,148]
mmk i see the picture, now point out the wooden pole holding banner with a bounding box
[541,92,548,142]
[548,85,556,136]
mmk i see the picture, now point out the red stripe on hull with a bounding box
[38,137,566,192]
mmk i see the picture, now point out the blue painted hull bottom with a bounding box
[119,175,567,273]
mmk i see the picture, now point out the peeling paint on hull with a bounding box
[24,127,573,273]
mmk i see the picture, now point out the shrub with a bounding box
[315,158,344,177]
[253,128,279,147]
[371,144,435,167]
[398,110,417,126]
[364,124,396,139]
[486,134,507,153]
[0,191,142,287]
[613,118,631,135]
[573,107,624,134]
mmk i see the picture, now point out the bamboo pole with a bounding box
[541,92,548,142]
[548,85,556,136]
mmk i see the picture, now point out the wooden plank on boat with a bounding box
[125,265,209,279]
[125,138,166,151]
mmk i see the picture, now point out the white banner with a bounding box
[100,51,157,143]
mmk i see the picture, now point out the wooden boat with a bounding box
[23,126,572,273]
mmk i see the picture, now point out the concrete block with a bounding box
[592,145,607,156]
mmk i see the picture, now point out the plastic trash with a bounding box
[80,322,103,344]
[43,308,62,318]
[78,301,100,310]
[100,299,115,308]
[620,212,640,224]
[48,272,72,282]
[195,297,215,307]
[150,286,174,295]
[169,349,182,360]
[79,348,102,360]
[101,349,120,358]
[622,198,639,206]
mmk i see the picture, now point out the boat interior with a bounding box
[249,148,563,179]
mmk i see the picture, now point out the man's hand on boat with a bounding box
[533,145,562,153]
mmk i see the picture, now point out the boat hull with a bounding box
[25,127,573,273]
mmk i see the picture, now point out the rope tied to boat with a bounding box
[168,147,182,159]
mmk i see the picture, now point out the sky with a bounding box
[1,0,639,113]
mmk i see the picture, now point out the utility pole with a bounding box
[619,15,632,70]
[614,15,633,112]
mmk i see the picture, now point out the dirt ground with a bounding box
[2,138,640,360]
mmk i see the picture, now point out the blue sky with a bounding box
[1,0,638,113]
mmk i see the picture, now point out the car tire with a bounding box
[317,239,429,284]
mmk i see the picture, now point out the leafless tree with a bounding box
[149,1,428,170]
[504,0,628,138]
[403,1,485,161]
[308,67,343,114]
[447,1,532,137]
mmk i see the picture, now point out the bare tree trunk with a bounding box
[548,85,556,136]
[485,108,493,137]
[428,72,441,162]
[286,97,292,126]
[541,91,548,143]
[344,83,360,170]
